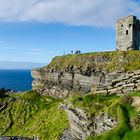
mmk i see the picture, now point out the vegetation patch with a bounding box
[69,93,140,140]
[1,91,140,140]
[0,91,69,140]
[44,51,140,72]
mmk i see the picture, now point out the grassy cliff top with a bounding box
[43,51,140,72]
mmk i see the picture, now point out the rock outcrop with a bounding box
[60,104,117,140]
[91,69,140,94]
[32,51,140,98]
[32,68,140,98]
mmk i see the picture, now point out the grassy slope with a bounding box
[1,91,140,140]
[44,51,140,72]
[0,91,69,140]
[70,92,140,140]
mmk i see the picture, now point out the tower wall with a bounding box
[116,15,140,51]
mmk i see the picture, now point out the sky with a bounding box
[0,0,140,68]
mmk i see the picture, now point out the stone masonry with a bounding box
[116,15,140,51]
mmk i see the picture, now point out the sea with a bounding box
[0,70,33,91]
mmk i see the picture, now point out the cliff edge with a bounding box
[32,51,140,98]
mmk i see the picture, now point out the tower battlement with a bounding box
[116,15,140,51]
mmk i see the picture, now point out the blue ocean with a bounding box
[0,70,33,91]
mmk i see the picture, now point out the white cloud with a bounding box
[0,0,140,27]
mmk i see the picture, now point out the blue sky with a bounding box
[0,23,115,63]
[0,0,140,66]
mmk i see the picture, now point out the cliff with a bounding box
[64,93,140,140]
[32,51,140,98]
[1,91,140,140]
[30,50,140,139]
[1,51,140,140]
[60,102,117,140]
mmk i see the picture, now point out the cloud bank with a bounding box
[0,0,140,27]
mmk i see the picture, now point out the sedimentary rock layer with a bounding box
[32,68,140,98]
[60,104,117,140]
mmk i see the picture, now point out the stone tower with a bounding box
[116,15,140,51]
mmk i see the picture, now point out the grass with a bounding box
[68,93,140,140]
[0,91,69,140]
[87,105,130,140]
[70,94,120,117]
[128,91,140,96]
[1,91,140,140]
[43,50,140,72]
[88,111,140,140]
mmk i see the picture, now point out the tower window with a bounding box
[121,24,123,27]
[126,30,128,35]
[129,24,132,28]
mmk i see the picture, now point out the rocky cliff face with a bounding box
[91,69,140,94]
[32,68,140,98]
[32,51,140,98]
[60,104,117,140]
[31,67,106,98]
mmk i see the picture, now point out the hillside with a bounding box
[32,50,140,97]
[1,91,140,140]
[1,50,140,140]
[0,91,69,140]
[44,51,140,72]
[71,92,140,140]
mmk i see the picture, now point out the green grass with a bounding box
[87,105,130,140]
[42,50,140,72]
[128,91,140,96]
[122,130,140,140]
[87,103,140,140]
[68,93,140,140]
[0,91,69,140]
[1,91,140,140]
[70,94,120,117]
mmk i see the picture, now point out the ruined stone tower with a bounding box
[116,15,140,51]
